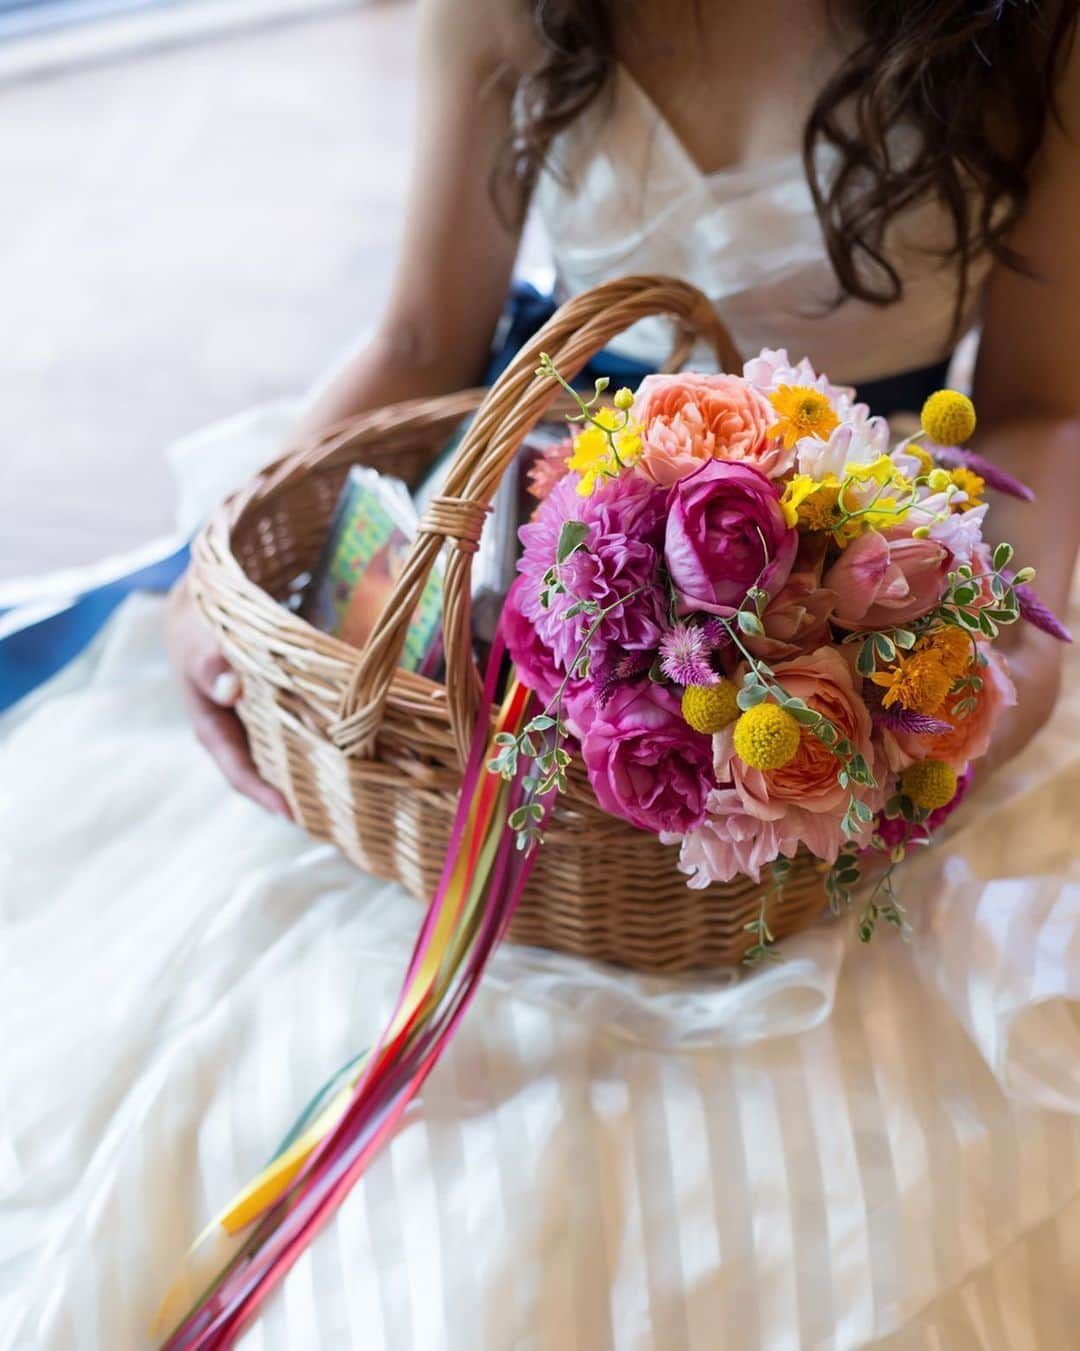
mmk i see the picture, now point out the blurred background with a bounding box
[1,0,418,579]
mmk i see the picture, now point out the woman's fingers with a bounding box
[166,573,292,818]
[184,683,292,817]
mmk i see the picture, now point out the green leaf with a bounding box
[737,683,768,710]
[525,715,555,733]
[790,706,821,726]
[856,638,878,677]
[873,633,897,662]
[736,609,764,636]
[893,628,917,650]
[816,721,839,746]
[993,541,1014,570]
[556,520,590,564]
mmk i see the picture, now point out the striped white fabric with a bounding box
[2,593,1079,1350]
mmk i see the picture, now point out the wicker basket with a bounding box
[193,275,829,971]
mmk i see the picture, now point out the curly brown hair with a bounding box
[497,0,1079,345]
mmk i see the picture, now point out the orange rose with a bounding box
[631,373,790,486]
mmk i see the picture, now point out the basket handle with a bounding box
[329,275,742,765]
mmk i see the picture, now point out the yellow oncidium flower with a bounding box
[780,473,864,544]
[767,385,840,450]
[567,409,643,496]
[779,474,819,527]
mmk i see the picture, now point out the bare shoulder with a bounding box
[418,0,541,77]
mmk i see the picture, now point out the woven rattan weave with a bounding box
[193,276,828,970]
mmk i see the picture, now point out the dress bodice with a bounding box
[533,65,991,383]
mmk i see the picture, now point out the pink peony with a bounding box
[744,538,836,662]
[631,372,789,485]
[664,460,798,617]
[825,530,949,629]
[510,471,669,697]
[885,644,1016,773]
[715,645,885,861]
[663,788,799,886]
[575,680,715,835]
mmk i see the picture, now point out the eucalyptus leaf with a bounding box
[556,520,590,563]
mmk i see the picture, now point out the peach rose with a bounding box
[714,645,885,860]
[885,643,1016,773]
[631,372,790,486]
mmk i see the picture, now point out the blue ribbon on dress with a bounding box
[0,279,947,713]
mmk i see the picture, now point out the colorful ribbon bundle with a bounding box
[155,640,542,1349]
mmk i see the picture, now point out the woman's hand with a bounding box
[978,624,1066,780]
[164,573,292,817]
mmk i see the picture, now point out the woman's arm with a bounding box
[168,0,530,810]
[969,34,1080,771]
[292,0,527,440]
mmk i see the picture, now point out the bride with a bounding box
[5,1,1080,1346]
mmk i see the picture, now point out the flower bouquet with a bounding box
[493,349,1066,954]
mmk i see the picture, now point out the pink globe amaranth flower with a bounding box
[824,529,950,629]
[662,787,800,886]
[744,537,836,662]
[577,679,715,836]
[715,645,886,859]
[512,470,669,696]
[631,372,790,485]
[884,643,1017,774]
[664,460,798,617]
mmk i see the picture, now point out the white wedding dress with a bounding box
[3,67,1080,1351]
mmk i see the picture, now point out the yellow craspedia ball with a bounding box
[921,389,976,445]
[732,703,802,771]
[900,758,958,811]
[682,679,741,734]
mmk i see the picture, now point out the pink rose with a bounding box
[576,681,715,835]
[825,530,949,629]
[885,644,1016,773]
[744,538,836,662]
[714,645,885,860]
[632,372,789,485]
[664,460,798,617]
